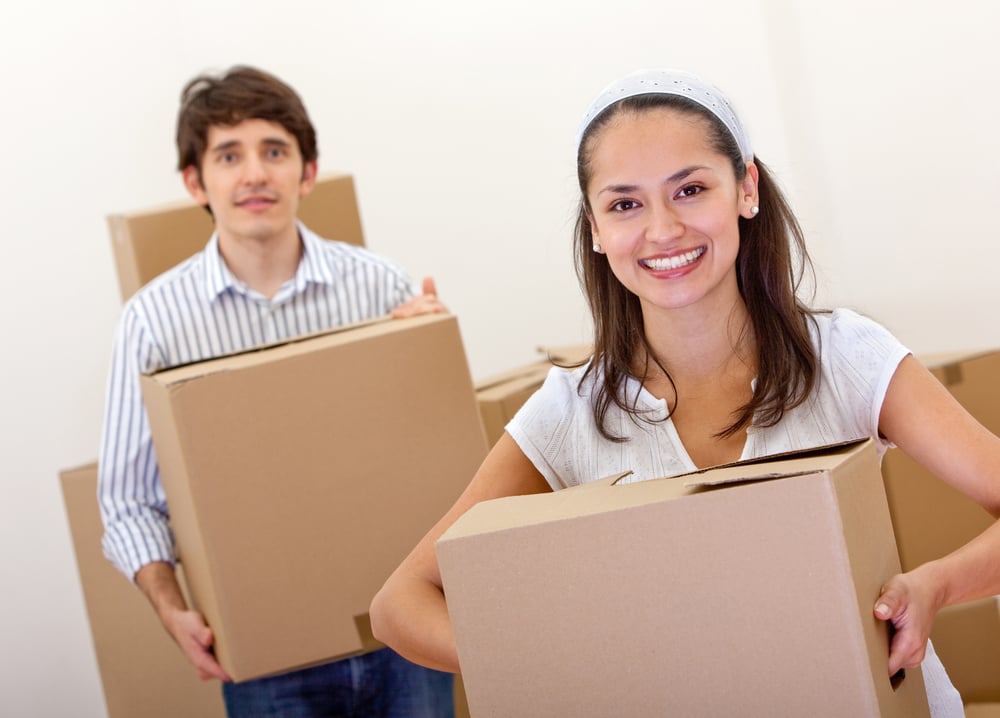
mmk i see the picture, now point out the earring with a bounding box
[593,243,602,253]
[751,206,759,216]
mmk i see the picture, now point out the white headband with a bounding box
[575,68,753,163]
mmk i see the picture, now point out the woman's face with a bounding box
[585,107,758,318]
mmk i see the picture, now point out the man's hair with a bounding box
[175,65,319,173]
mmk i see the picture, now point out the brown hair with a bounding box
[175,65,318,174]
[574,94,819,441]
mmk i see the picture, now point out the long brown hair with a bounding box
[574,94,818,441]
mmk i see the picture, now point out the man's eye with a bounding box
[266,147,286,159]
[220,152,238,164]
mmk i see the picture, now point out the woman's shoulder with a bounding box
[809,307,910,377]
[809,307,900,348]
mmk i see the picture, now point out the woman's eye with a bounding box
[677,184,704,198]
[611,199,639,212]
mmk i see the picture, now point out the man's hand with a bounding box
[392,277,447,318]
[161,605,232,681]
[135,561,232,682]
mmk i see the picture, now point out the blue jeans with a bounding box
[222,648,454,718]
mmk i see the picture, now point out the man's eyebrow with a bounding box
[596,166,710,196]
[210,137,291,153]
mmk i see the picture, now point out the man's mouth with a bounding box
[640,247,706,271]
[235,193,278,208]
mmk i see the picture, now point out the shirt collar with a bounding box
[201,221,334,303]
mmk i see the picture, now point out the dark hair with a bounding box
[176,65,318,174]
[574,94,818,441]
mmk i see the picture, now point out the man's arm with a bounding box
[97,306,229,681]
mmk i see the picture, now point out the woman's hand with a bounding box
[874,565,944,675]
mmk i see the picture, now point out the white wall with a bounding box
[2,1,997,715]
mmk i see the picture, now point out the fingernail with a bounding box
[875,603,889,617]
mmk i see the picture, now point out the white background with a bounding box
[3,1,998,715]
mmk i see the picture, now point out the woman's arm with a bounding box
[370,432,551,672]
[875,354,1000,673]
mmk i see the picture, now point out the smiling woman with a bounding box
[368,69,995,718]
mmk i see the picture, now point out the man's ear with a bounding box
[299,160,319,198]
[182,165,208,206]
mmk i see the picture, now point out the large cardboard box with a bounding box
[437,439,929,717]
[882,351,1000,571]
[930,596,1000,703]
[108,172,366,302]
[139,313,488,681]
[59,463,226,718]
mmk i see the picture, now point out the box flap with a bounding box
[145,314,428,384]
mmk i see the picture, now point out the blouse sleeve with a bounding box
[504,365,590,491]
[825,308,912,443]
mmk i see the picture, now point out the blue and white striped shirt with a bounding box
[98,223,414,580]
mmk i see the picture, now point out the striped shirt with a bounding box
[98,223,414,580]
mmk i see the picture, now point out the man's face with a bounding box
[183,118,317,245]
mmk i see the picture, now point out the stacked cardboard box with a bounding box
[437,439,930,717]
[966,704,1000,717]
[930,597,1000,705]
[60,463,226,717]
[107,172,365,301]
[475,344,591,446]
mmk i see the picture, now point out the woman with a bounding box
[371,69,998,716]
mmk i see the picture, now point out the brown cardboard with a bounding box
[475,344,592,447]
[930,596,1000,703]
[437,439,929,717]
[966,704,1000,718]
[882,350,1000,571]
[108,173,366,302]
[140,313,488,681]
[59,463,226,718]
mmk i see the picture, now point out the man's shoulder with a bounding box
[300,226,407,276]
[124,250,207,313]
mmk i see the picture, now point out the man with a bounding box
[98,65,453,717]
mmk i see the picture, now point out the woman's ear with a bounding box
[587,209,604,253]
[740,162,760,219]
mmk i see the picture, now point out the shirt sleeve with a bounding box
[826,308,911,442]
[97,304,175,582]
[505,366,587,491]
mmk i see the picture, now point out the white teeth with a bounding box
[642,247,705,271]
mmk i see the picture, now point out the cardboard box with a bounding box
[437,439,929,717]
[930,596,1000,703]
[475,344,592,447]
[108,172,366,302]
[140,313,488,681]
[966,704,1000,718]
[59,463,226,718]
[882,350,1000,571]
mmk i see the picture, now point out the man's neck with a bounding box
[217,222,303,300]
